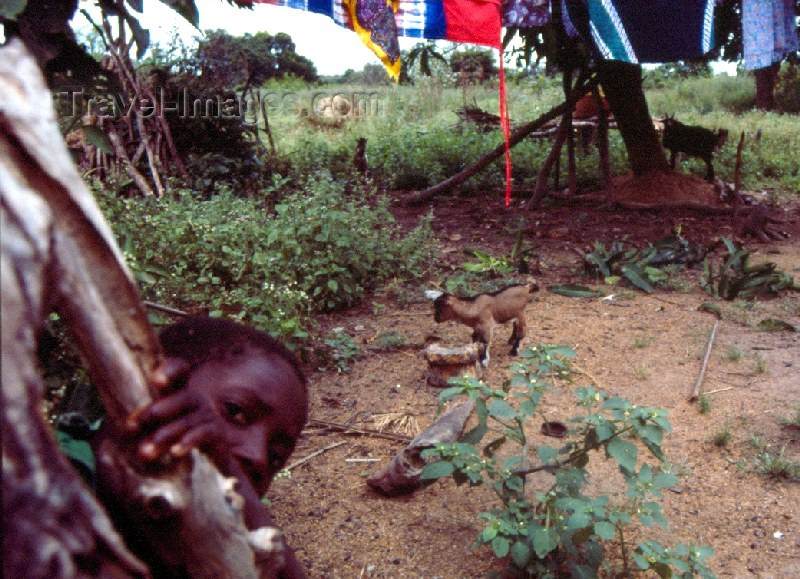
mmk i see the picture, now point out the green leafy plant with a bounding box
[461,248,516,276]
[323,330,360,373]
[583,240,667,293]
[584,235,713,294]
[700,238,799,300]
[420,345,715,577]
[97,178,433,345]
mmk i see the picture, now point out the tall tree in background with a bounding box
[195,29,317,88]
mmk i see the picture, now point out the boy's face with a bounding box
[184,349,308,495]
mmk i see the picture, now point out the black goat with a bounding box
[661,115,728,182]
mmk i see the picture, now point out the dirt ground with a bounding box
[269,190,800,578]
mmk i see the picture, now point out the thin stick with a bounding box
[689,319,720,402]
[142,300,188,317]
[705,386,735,395]
[308,419,412,443]
[572,363,605,390]
[285,441,346,471]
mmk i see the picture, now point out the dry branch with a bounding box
[366,401,475,496]
[142,300,189,317]
[307,419,412,443]
[285,441,347,471]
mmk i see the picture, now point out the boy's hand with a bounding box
[125,358,228,465]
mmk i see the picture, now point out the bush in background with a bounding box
[96,177,433,345]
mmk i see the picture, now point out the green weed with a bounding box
[726,346,743,362]
[371,331,407,351]
[698,393,711,414]
[420,345,715,578]
[754,446,800,482]
[323,330,360,373]
[752,353,768,375]
[712,425,732,447]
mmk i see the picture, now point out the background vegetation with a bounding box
[78,35,800,348]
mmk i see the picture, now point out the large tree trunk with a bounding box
[597,60,670,176]
[754,63,779,111]
[1,39,280,578]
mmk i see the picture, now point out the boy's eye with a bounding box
[222,402,248,426]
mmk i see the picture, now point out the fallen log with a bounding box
[366,401,474,496]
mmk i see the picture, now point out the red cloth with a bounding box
[443,0,502,48]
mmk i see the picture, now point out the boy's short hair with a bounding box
[159,316,306,387]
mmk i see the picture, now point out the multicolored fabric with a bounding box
[742,0,799,70]
[565,0,716,64]
[503,0,549,28]
[254,0,502,79]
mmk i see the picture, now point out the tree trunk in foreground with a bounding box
[597,60,670,177]
[1,39,278,578]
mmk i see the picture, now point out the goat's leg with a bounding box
[508,316,526,355]
[704,157,715,182]
[472,322,494,367]
[669,150,677,169]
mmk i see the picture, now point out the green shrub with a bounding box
[97,176,433,344]
[421,346,715,577]
[775,63,800,113]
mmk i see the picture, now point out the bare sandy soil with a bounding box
[270,193,800,578]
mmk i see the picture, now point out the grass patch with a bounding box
[754,446,800,482]
[711,424,732,447]
[726,345,743,362]
[781,408,800,429]
[751,353,768,375]
[698,393,712,414]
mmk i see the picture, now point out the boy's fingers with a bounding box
[125,389,197,434]
[171,423,220,458]
[138,413,209,462]
[151,357,191,391]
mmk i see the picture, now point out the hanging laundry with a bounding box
[742,0,798,70]
[564,0,716,64]
[503,0,550,28]
[253,1,502,79]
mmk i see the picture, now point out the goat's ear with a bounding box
[425,289,444,301]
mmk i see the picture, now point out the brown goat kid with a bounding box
[432,281,539,367]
